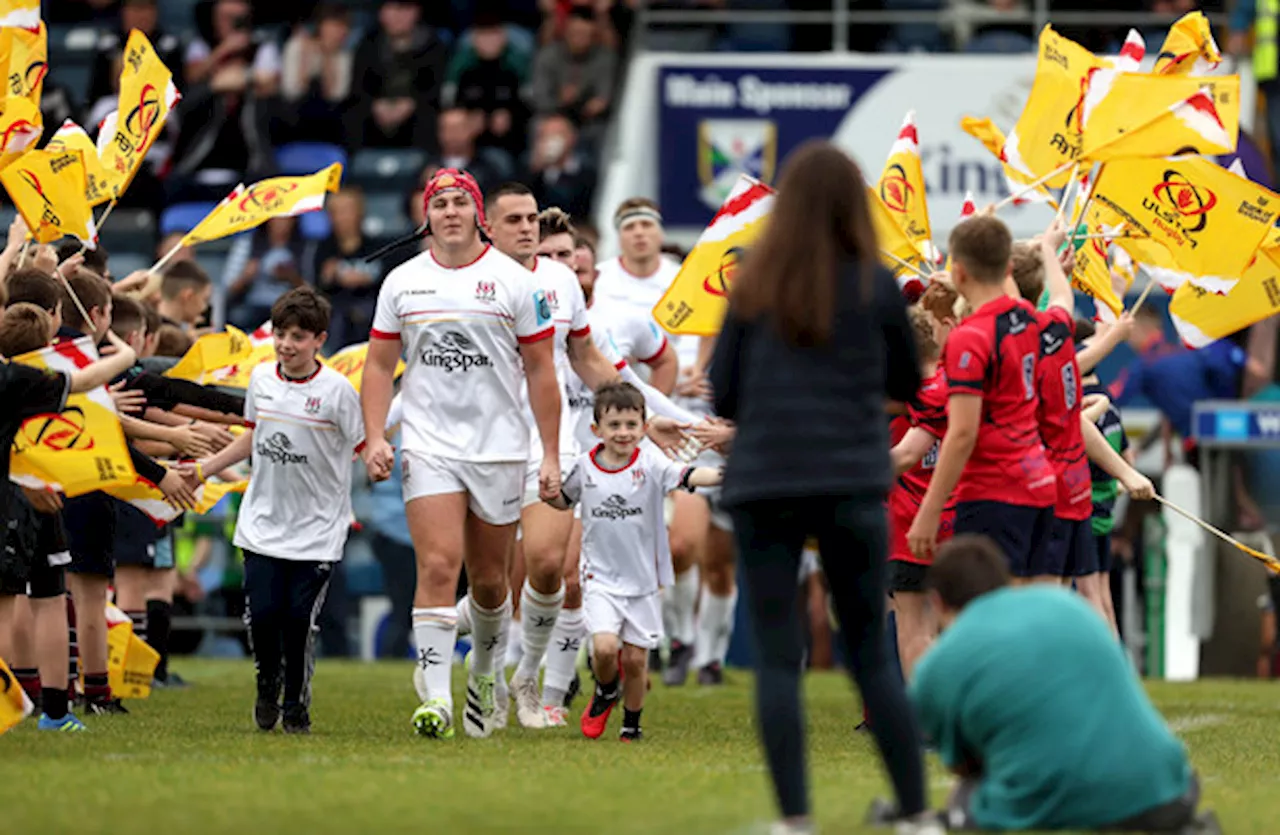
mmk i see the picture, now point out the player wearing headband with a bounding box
[360,169,563,741]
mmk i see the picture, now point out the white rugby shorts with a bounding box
[583,584,662,650]
[401,450,524,526]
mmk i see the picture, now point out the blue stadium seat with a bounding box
[361,193,410,239]
[160,202,220,237]
[348,148,427,188]
[298,208,332,241]
[276,142,348,177]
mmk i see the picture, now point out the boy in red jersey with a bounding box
[887,304,956,677]
[908,216,1056,577]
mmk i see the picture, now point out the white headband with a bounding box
[615,207,663,231]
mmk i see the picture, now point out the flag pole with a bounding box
[150,237,186,275]
[881,249,931,279]
[72,197,119,259]
[1055,163,1080,223]
[1153,494,1280,573]
[1128,274,1159,313]
[993,161,1076,211]
[16,237,29,268]
[53,259,94,329]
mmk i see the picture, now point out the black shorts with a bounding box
[1096,533,1113,574]
[887,560,929,594]
[954,500,1054,578]
[114,501,159,568]
[64,493,116,578]
[1046,517,1098,578]
[0,484,39,595]
[1,490,68,598]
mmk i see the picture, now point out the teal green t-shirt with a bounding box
[910,587,1190,831]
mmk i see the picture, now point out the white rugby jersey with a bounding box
[371,245,554,462]
[562,444,690,596]
[521,256,590,459]
[568,303,663,452]
[593,255,698,369]
[234,363,365,563]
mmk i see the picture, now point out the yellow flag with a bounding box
[1002,26,1103,190]
[325,342,405,392]
[0,20,45,107]
[99,29,181,198]
[9,337,136,497]
[654,175,774,337]
[182,164,344,246]
[0,657,31,734]
[0,148,97,245]
[870,185,929,276]
[1169,249,1280,347]
[0,0,39,29]
[163,325,252,384]
[105,478,248,526]
[961,116,1005,159]
[0,93,41,167]
[105,605,160,700]
[1069,203,1127,319]
[877,111,932,251]
[1080,74,1238,162]
[1089,155,1277,292]
[1154,11,1222,75]
[961,115,1056,206]
[44,119,112,206]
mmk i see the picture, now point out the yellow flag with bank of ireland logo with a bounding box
[45,119,112,206]
[654,175,774,337]
[877,110,931,252]
[99,29,181,198]
[0,148,97,246]
[181,164,343,246]
[0,20,46,107]
[1169,249,1280,347]
[9,337,136,497]
[1080,74,1238,162]
[1001,26,1104,191]
[163,325,252,384]
[325,342,405,392]
[1089,155,1278,295]
[1154,11,1221,76]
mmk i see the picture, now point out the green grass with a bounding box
[3,661,1280,834]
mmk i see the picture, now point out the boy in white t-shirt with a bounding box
[545,382,721,741]
[185,287,365,735]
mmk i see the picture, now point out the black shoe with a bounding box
[647,648,663,673]
[84,697,129,715]
[662,641,693,686]
[282,704,311,735]
[564,671,581,707]
[696,661,724,686]
[254,698,280,731]
[159,671,190,689]
[619,727,643,742]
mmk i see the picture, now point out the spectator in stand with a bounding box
[348,0,449,151]
[532,5,617,147]
[316,187,386,351]
[444,10,533,159]
[279,3,354,147]
[523,113,596,219]
[226,217,309,330]
[89,0,185,106]
[427,107,506,194]
[47,0,119,24]
[171,0,279,202]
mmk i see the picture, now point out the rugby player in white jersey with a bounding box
[360,169,563,741]
[592,198,734,686]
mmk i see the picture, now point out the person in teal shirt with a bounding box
[909,535,1208,832]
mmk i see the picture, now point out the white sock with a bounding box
[412,607,457,706]
[468,595,510,677]
[542,606,584,707]
[693,587,738,668]
[505,615,525,669]
[492,592,512,679]
[516,581,565,679]
[455,594,473,636]
[664,566,699,647]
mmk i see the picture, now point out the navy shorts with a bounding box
[114,501,159,568]
[1047,517,1097,577]
[954,501,1054,578]
[1096,534,1113,574]
[65,493,116,578]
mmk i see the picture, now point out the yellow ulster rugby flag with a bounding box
[0,148,97,246]
[961,115,1055,206]
[1002,26,1104,191]
[106,478,248,527]
[9,337,136,497]
[163,325,252,384]
[105,604,159,700]
[1069,202,1127,319]
[209,321,275,389]
[0,93,41,167]
[877,111,931,248]
[1088,155,1277,294]
[869,185,929,278]
[1169,249,1280,347]
[1154,11,1222,76]
[654,175,774,336]
[181,164,343,245]
[100,29,181,198]
[45,119,112,206]
[1080,75,1238,162]
[325,342,405,392]
[0,657,32,734]
[1,20,46,107]
[0,0,39,30]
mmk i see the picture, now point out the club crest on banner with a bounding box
[697,119,776,210]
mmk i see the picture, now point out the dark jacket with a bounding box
[710,263,921,507]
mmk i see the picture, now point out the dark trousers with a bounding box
[371,534,417,659]
[729,495,925,820]
[243,552,333,709]
[948,772,1201,831]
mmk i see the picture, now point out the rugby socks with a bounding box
[693,588,738,669]
[146,600,172,681]
[125,609,147,644]
[663,566,699,648]
[67,597,79,692]
[454,594,473,636]
[83,672,110,703]
[491,592,512,672]
[504,613,524,669]
[41,687,68,721]
[469,595,511,677]
[412,607,457,707]
[516,581,564,680]
[13,668,40,706]
[542,606,584,707]
[621,708,642,737]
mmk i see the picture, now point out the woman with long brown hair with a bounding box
[710,141,934,834]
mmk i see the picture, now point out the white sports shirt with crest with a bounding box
[371,245,554,462]
[569,302,669,451]
[521,256,592,459]
[234,363,365,563]
[592,255,698,370]
[561,444,690,596]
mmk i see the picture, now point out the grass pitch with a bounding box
[4,660,1280,834]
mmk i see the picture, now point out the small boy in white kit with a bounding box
[544,382,721,741]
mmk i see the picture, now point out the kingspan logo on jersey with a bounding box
[257,432,309,466]
[419,330,493,373]
[592,494,645,521]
